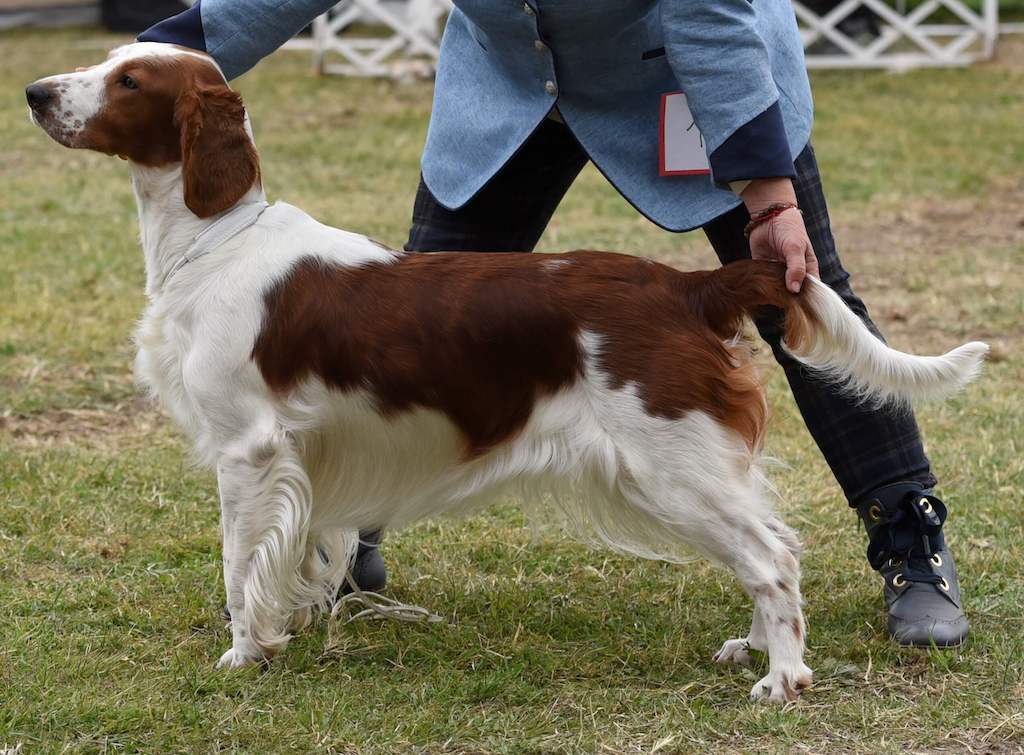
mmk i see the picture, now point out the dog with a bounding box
[26,43,987,702]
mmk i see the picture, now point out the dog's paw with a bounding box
[714,638,754,667]
[749,665,813,703]
[215,646,264,670]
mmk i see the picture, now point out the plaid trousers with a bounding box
[405,119,936,504]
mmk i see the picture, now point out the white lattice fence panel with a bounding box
[310,0,451,78]
[301,0,999,77]
[797,0,998,69]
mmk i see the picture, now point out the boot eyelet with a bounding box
[868,504,881,522]
[918,497,932,514]
[931,554,943,567]
[892,573,906,588]
[939,577,950,591]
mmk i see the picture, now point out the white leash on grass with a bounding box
[332,570,444,624]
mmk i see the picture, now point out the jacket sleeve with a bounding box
[142,0,340,80]
[660,1,796,187]
[138,1,207,52]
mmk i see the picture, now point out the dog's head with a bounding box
[25,42,260,217]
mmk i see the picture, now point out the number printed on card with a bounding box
[659,92,711,177]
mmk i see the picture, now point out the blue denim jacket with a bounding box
[143,0,814,231]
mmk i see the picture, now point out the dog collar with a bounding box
[161,200,270,288]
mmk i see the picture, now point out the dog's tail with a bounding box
[693,260,988,406]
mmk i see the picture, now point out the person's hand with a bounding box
[742,178,820,293]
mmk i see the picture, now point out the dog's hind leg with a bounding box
[214,431,320,668]
[733,527,812,702]
[713,605,766,668]
[714,511,804,668]
[606,413,811,702]
[710,513,811,702]
[683,496,810,702]
[642,489,811,702]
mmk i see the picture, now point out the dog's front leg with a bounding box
[215,459,261,668]
[214,433,315,669]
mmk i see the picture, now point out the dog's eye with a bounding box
[120,74,138,90]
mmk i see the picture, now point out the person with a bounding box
[139,0,968,647]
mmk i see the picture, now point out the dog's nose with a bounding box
[25,83,52,112]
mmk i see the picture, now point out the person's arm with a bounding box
[138,1,207,51]
[139,0,339,80]
[660,0,794,188]
[661,1,817,291]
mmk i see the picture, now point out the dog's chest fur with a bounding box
[132,202,405,464]
[134,302,198,442]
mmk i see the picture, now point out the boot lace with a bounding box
[867,493,947,585]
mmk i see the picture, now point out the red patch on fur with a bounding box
[252,253,799,456]
[79,53,259,216]
[175,81,260,217]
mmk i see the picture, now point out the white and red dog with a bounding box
[27,44,987,701]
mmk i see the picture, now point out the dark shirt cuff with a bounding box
[708,102,795,188]
[138,1,207,52]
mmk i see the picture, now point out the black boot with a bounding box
[339,528,387,596]
[856,482,968,647]
[222,529,387,620]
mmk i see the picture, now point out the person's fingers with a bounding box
[783,238,807,293]
[748,214,817,292]
[805,241,820,280]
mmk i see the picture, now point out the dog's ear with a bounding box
[175,83,260,218]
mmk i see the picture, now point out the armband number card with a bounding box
[659,92,711,177]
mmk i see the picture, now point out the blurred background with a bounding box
[3,0,1024,70]
[1,2,1022,753]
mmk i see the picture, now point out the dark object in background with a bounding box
[0,1,99,30]
[802,0,881,55]
[101,0,188,32]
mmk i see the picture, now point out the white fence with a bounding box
[302,0,450,78]
[797,0,999,70]
[297,0,1004,77]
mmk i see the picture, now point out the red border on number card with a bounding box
[659,91,712,177]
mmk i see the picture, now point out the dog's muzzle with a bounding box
[25,82,53,115]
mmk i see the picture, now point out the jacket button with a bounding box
[544,80,557,96]
[534,39,547,52]
[523,2,534,15]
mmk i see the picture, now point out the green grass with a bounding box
[2,28,1023,754]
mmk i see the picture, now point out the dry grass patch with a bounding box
[0,398,167,451]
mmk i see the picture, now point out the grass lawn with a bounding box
[1,28,1023,754]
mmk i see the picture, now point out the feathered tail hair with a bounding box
[692,260,988,406]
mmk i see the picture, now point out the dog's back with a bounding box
[253,249,773,458]
[249,242,986,464]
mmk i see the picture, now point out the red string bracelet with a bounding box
[743,202,801,239]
